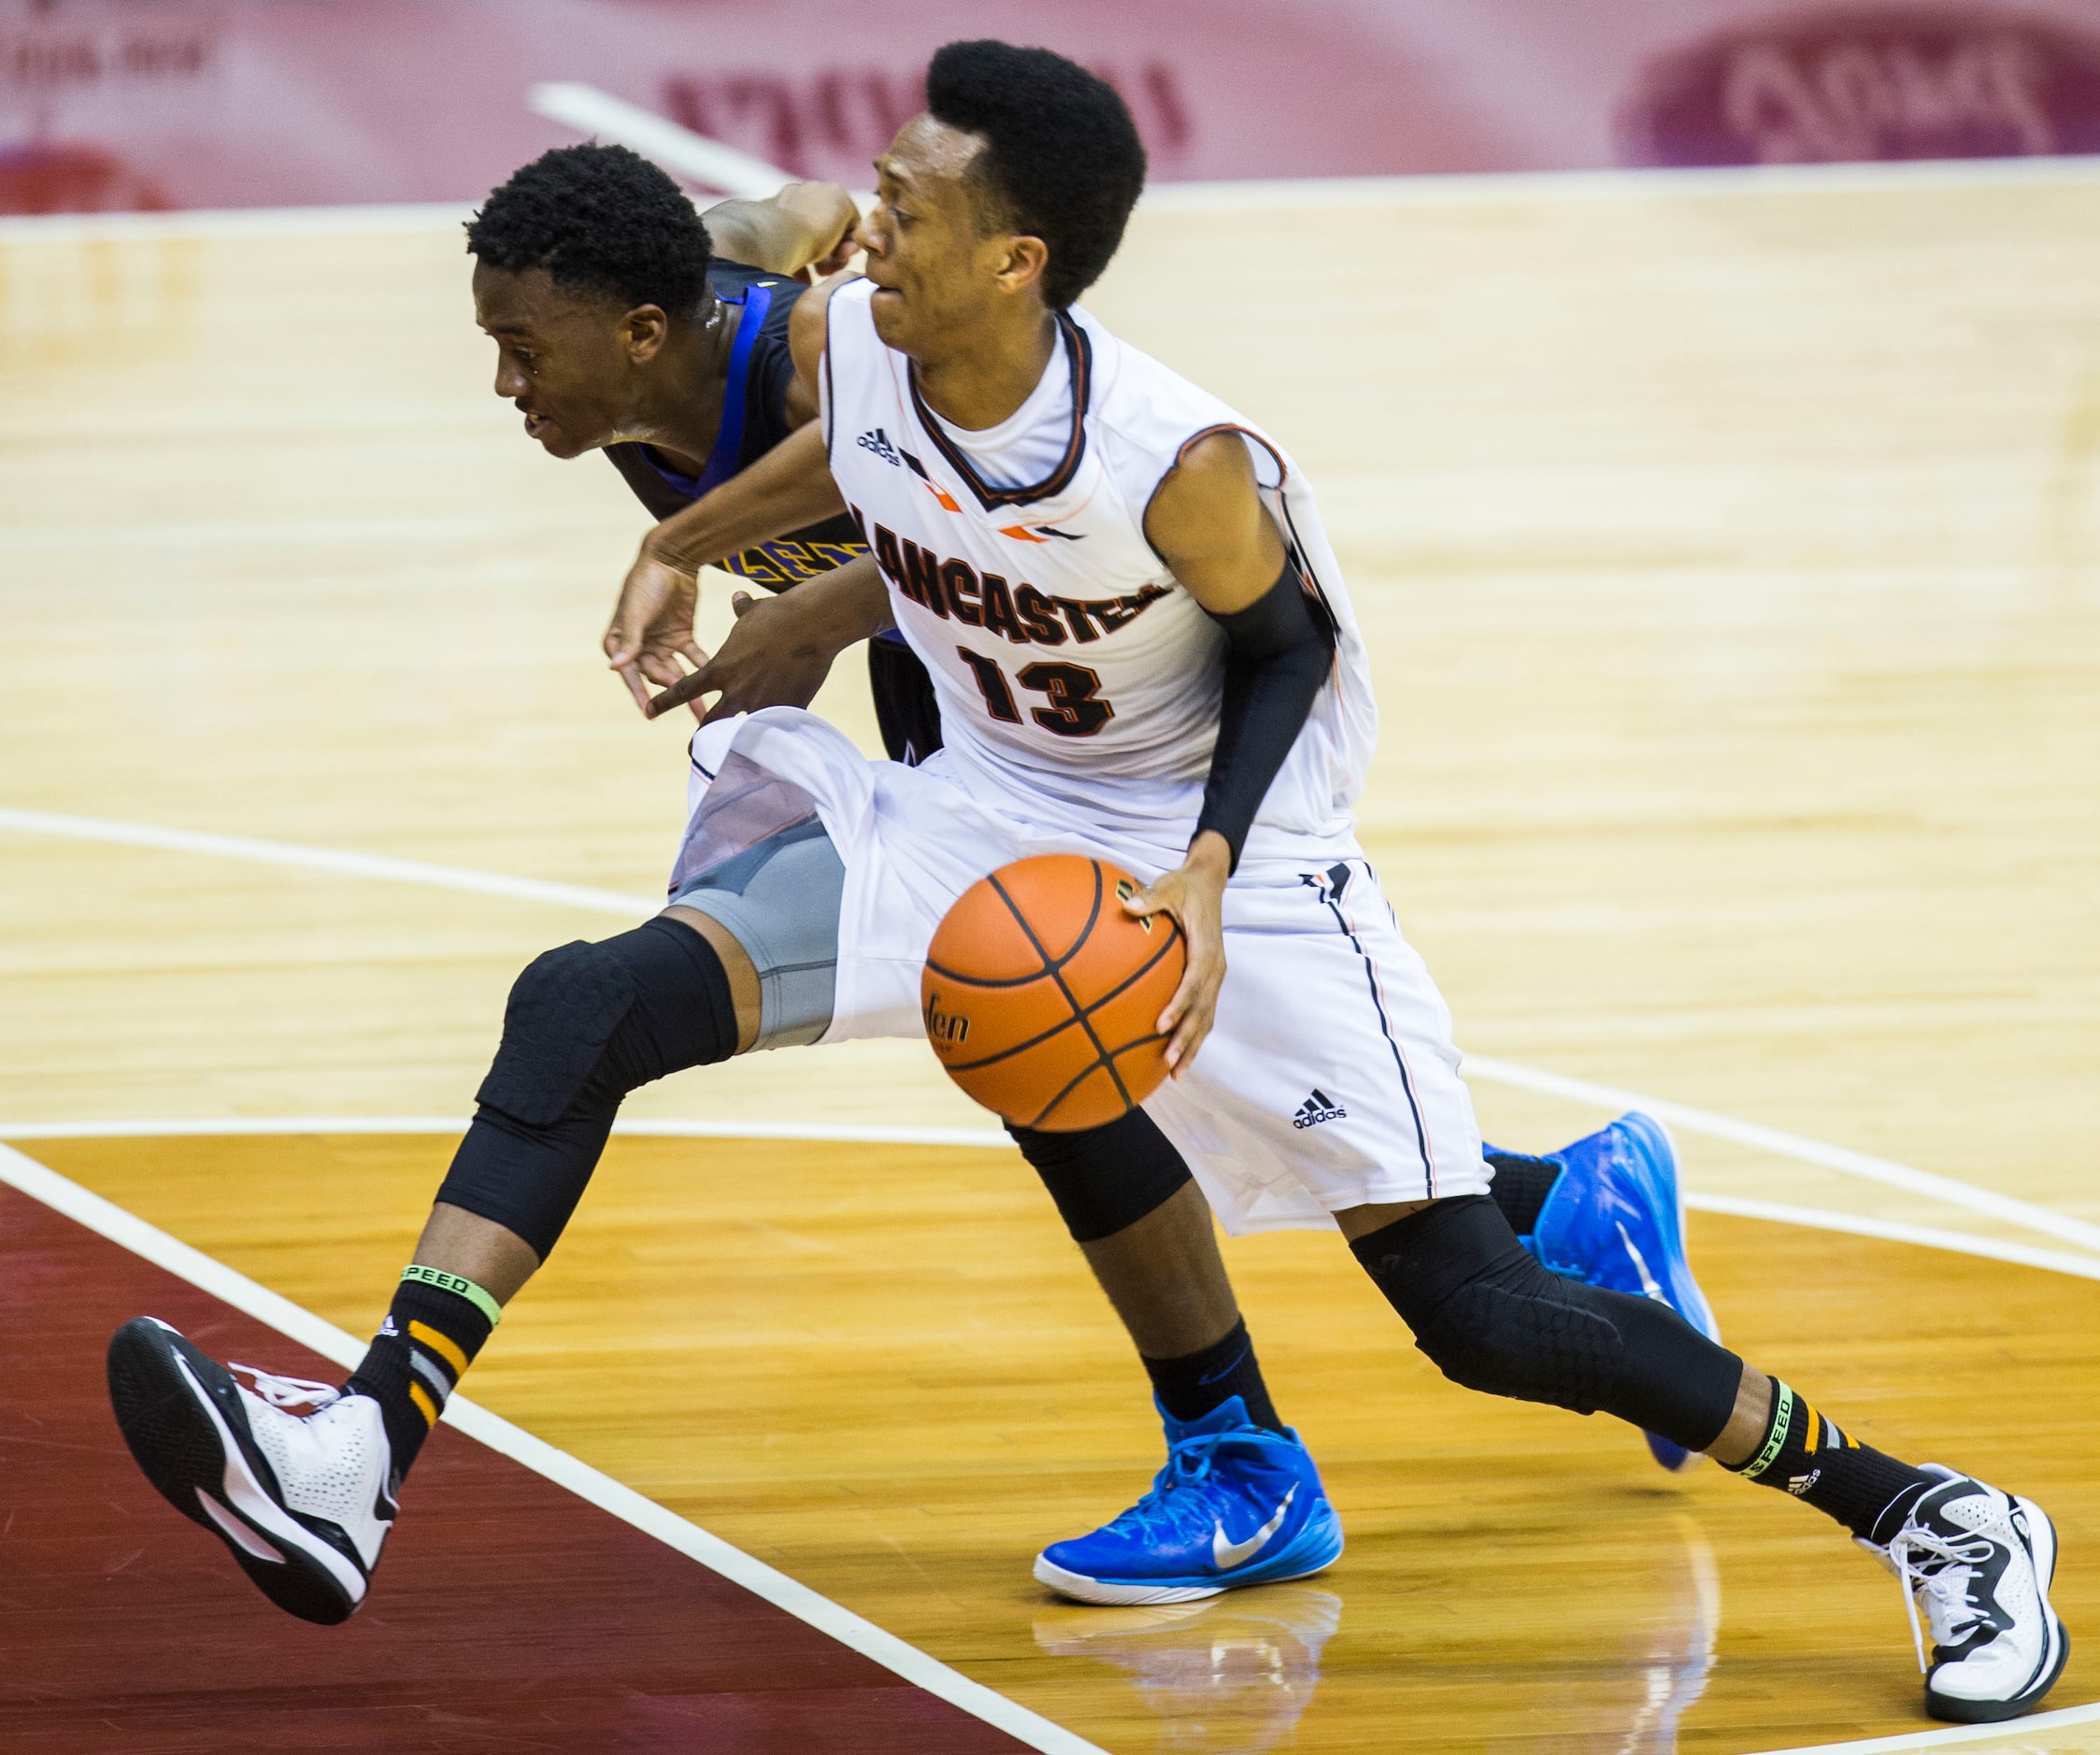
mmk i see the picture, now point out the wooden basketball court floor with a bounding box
[4,161,2100,1753]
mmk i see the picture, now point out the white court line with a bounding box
[1682,1192,2100,1284]
[529,83,795,199]
[7,1113,2099,1285]
[0,1114,1013,1149]
[7,802,2097,1260]
[1469,1057,2100,1259]
[7,153,2100,249]
[0,1139,1104,1755]
[0,202,472,243]
[1755,1701,2100,1754]
[6,1128,2095,1755]
[1137,151,2100,212]
[0,516,516,551]
[0,806,651,918]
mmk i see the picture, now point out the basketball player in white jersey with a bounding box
[481,136,1727,1517]
[106,43,2063,1723]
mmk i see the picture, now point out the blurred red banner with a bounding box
[9,0,2100,215]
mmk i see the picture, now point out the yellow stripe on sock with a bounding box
[1804,1405,1821,1454]
[408,1320,470,1379]
[407,1381,439,1429]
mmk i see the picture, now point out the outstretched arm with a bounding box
[700,182,860,279]
[645,554,894,723]
[603,274,856,715]
[1126,431,1336,1074]
[601,422,848,714]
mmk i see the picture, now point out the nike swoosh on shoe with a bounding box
[1213,1484,1296,1569]
[1617,1220,1665,1300]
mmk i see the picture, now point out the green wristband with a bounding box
[400,1263,504,1328]
[1738,1379,1793,1479]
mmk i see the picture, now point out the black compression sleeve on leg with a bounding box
[436,917,739,1259]
[1485,1150,1562,1236]
[1350,1195,1743,1454]
[1007,1106,1194,1243]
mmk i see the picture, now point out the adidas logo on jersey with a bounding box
[856,427,903,466]
[1293,1090,1346,1129]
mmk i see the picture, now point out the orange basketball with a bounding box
[921,854,1187,1132]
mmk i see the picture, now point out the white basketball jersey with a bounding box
[822,278,1379,866]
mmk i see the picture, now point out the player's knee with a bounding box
[1352,1194,1742,1447]
[435,920,742,1263]
[1008,1106,1193,1242]
[476,918,739,1128]
[1350,1194,1621,1414]
[1408,1260,1623,1412]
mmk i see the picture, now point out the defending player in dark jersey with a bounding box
[467,146,942,764]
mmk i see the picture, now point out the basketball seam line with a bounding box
[922,959,1057,991]
[985,863,1099,993]
[934,922,1185,1074]
[989,863,1129,1114]
[1026,1041,1144,1133]
[927,918,1178,991]
[987,863,1134,1123]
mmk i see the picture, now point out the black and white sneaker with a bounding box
[1863,1465,2069,1723]
[107,1316,395,1625]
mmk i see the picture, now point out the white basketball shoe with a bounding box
[107,1316,394,1624]
[1864,1464,2069,1722]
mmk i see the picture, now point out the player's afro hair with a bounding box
[466,144,711,315]
[926,40,1146,309]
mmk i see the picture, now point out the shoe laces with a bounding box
[1104,1426,1297,1547]
[229,1363,341,1414]
[1887,1520,1997,1671]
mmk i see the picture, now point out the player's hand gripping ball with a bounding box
[921,855,1188,1131]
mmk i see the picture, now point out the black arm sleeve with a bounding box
[1194,556,1336,872]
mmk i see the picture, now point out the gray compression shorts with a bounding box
[665,752,845,1050]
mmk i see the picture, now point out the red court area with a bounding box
[0,1183,1034,1755]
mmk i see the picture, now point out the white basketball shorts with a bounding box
[677,708,1490,1234]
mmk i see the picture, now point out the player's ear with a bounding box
[622,304,671,364]
[993,234,1050,299]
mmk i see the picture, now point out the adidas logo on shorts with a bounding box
[1293,1089,1346,1129]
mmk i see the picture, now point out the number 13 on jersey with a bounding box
[956,648,1114,737]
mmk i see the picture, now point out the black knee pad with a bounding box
[1362,1198,1622,1412]
[1416,1269,1624,1412]
[1007,1106,1193,1243]
[472,938,639,1127]
[473,917,735,1125]
[437,917,739,1259]
[1352,1195,1741,1448]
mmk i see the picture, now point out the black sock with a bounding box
[1142,1317,1282,1433]
[1487,1149,1563,1236]
[1722,1378,1936,1543]
[345,1267,499,1489]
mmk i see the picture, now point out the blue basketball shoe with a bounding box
[1034,1397,1344,1605]
[1494,1111,1721,1473]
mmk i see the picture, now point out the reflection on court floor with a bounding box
[1033,1520,1719,1755]
[1036,1586,1344,1752]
